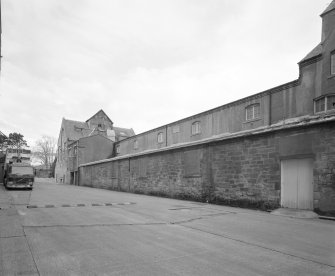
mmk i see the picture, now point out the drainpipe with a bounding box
[128,157,131,191]
[76,141,79,185]
[269,92,272,126]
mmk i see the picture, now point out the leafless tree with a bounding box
[33,136,56,167]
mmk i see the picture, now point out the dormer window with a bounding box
[331,51,335,75]
[116,145,120,154]
[133,140,138,150]
[314,94,335,113]
[245,103,260,121]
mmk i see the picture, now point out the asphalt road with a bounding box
[1,178,334,275]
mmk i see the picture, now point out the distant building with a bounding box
[34,164,53,178]
[55,110,134,184]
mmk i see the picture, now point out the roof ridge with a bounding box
[63,118,86,124]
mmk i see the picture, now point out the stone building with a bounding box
[79,2,335,214]
[55,110,134,184]
[34,164,52,178]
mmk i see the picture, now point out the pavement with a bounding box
[0,178,334,275]
[271,208,319,219]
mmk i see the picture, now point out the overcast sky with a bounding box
[0,0,331,147]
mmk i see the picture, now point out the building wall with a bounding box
[77,4,335,213]
[86,110,113,130]
[113,6,335,157]
[78,135,114,165]
[55,125,68,183]
[115,60,321,156]
[79,122,335,213]
[321,8,335,95]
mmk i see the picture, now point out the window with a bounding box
[116,145,120,154]
[245,103,260,121]
[133,140,138,150]
[157,132,164,143]
[327,95,335,111]
[172,125,180,133]
[314,95,335,113]
[331,51,335,75]
[315,97,326,113]
[98,124,102,128]
[191,121,201,135]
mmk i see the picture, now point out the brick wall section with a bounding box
[79,122,335,212]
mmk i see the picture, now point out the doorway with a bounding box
[281,158,313,210]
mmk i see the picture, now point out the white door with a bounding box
[281,158,313,210]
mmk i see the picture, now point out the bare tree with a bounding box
[33,136,56,167]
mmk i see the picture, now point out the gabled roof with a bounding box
[299,43,323,64]
[62,118,91,141]
[321,0,335,16]
[85,109,113,124]
[61,111,133,143]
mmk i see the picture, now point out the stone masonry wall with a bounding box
[79,123,335,213]
[211,134,280,209]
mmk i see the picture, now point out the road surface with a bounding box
[0,178,334,275]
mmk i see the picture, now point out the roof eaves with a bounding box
[298,43,323,65]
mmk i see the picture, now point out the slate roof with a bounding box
[299,1,335,64]
[114,127,135,137]
[62,116,134,143]
[299,43,323,64]
[321,0,335,16]
[62,119,91,141]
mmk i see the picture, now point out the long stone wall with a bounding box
[79,122,335,213]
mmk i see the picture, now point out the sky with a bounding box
[0,0,331,147]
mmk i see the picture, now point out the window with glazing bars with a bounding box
[245,103,260,121]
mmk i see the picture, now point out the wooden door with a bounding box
[281,158,313,210]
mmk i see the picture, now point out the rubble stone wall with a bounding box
[79,122,335,213]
